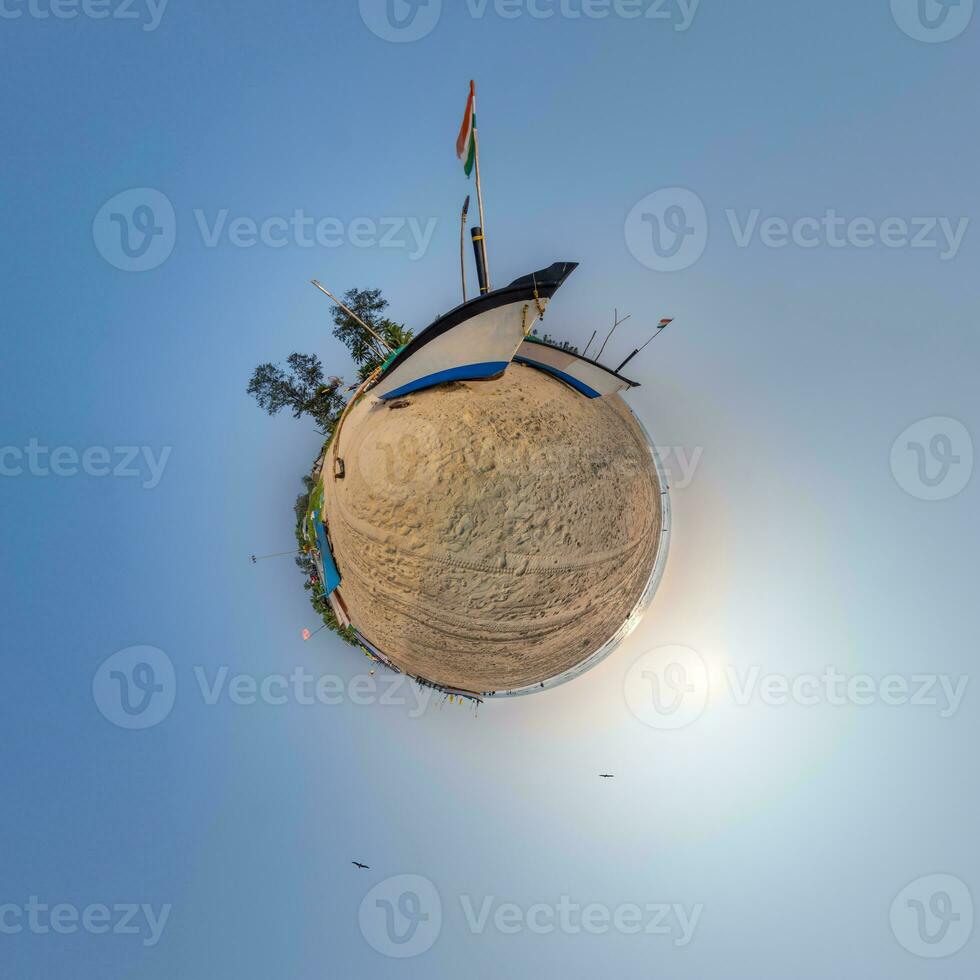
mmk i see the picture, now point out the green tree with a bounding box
[247,287,412,647]
[330,288,414,378]
[246,353,344,434]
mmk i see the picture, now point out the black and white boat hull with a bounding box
[514,336,639,398]
[370,263,578,401]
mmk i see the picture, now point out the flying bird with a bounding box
[599,774,615,779]
[351,861,370,870]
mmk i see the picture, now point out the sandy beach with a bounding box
[322,363,663,693]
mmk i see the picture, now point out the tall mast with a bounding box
[471,99,491,291]
[458,79,491,293]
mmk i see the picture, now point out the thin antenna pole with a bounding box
[310,280,393,353]
[471,84,491,291]
[251,550,302,563]
[635,322,670,355]
[460,195,470,302]
[596,308,632,362]
[616,319,674,373]
[582,330,597,357]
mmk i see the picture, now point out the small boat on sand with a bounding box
[370,262,578,401]
[514,335,639,398]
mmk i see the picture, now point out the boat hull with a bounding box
[312,510,341,596]
[514,338,639,398]
[371,262,577,401]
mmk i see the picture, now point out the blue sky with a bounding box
[2,1,978,976]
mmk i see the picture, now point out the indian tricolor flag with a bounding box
[456,80,477,178]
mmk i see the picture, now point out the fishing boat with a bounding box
[310,509,341,596]
[513,335,640,398]
[369,262,578,401]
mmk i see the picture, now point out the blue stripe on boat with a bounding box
[513,356,602,399]
[312,510,341,595]
[378,361,509,400]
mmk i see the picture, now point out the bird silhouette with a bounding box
[351,861,370,870]
[599,774,615,779]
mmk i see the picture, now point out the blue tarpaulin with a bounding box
[312,510,341,596]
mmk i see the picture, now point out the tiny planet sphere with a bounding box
[322,363,665,694]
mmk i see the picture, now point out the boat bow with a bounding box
[370,262,578,401]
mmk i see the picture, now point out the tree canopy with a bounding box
[246,286,414,644]
[246,287,414,431]
[246,353,344,434]
[330,287,414,379]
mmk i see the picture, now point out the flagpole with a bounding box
[471,87,491,291]
[616,319,674,373]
